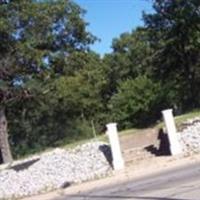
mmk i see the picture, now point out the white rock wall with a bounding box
[179,117,200,155]
[0,141,112,199]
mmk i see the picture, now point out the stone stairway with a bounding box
[122,147,155,164]
[119,128,162,165]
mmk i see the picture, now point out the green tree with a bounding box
[103,28,152,100]
[109,76,165,129]
[52,52,108,135]
[143,0,200,111]
[6,51,107,157]
[0,0,94,163]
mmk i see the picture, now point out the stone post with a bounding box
[106,123,124,170]
[162,109,182,155]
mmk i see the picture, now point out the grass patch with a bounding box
[117,109,200,136]
[174,109,200,125]
[119,128,142,136]
[156,109,200,129]
[62,134,108,150]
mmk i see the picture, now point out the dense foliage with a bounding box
[109,76,165,129]
[0,0,200,158]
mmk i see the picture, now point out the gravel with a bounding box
[178,117,200,155]
[0,141,112,199]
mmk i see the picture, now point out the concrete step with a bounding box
[120,128,159,150]
[122,147,155,163]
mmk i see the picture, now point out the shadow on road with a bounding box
[65,194,188,200]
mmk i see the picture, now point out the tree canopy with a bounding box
[1,0,200,161]
[0,0,95,162]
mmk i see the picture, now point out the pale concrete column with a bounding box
[162,109,182,155]
[106,123,124,170]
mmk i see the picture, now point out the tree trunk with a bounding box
[0,108,13,163]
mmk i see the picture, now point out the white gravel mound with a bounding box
[0,141,112,199]
[179,117,200,155]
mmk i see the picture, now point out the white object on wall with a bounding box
[106,123,124,170]
[162,109,182,155]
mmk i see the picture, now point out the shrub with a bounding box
[109,76,165,129]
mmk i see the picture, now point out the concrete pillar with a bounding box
[162,109,182,155]
[106,123,124,170]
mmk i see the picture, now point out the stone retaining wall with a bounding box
[0,141,112,199]
[179,117,200,155]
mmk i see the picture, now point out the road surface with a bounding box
[55,162,200,200]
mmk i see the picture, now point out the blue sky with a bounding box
[74,0,154,55]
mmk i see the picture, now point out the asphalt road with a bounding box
[55,162,200,200]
